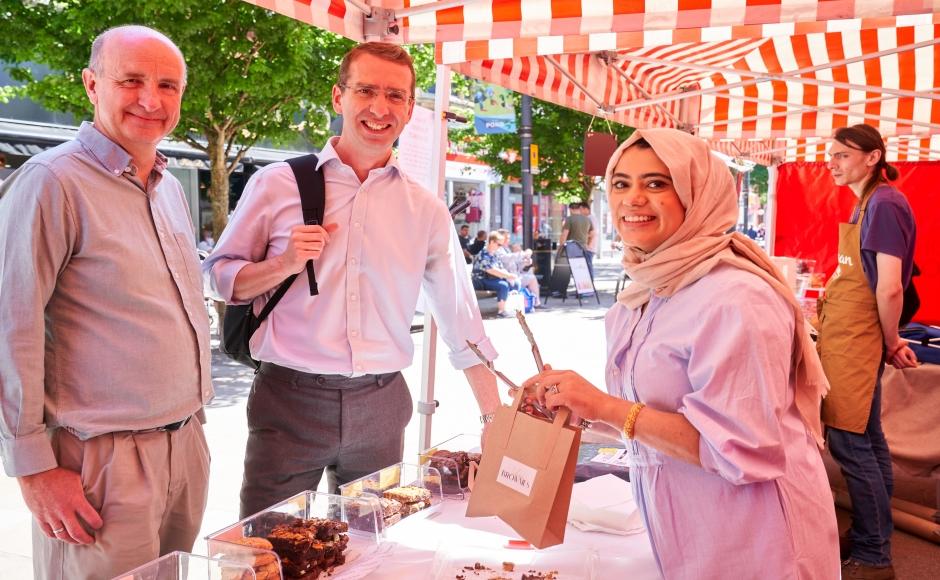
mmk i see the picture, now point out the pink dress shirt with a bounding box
[606,264,839,579]
[203,137,496,375]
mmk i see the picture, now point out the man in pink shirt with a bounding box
[204,43,499,517]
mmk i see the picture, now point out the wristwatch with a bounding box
[480,413,496,424]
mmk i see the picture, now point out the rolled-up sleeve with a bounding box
[422,203,497,369]
[0,165,73,476]
[678,296,795,485]
[202,169,274,304]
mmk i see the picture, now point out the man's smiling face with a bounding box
[332,53,414,158]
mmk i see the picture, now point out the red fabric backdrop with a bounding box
[774,162,939,325]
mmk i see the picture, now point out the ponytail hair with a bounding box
[833,124,898,196]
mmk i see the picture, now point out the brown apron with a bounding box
[817,192,884,433]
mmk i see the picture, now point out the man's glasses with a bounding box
[339,83,413,106]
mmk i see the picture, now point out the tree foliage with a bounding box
[0,0,357,236]
[451,86,634,204]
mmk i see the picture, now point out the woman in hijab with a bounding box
[523,128,839,579]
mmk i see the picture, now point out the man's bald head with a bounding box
[89,25,187,84]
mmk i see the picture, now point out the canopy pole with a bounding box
[418,64,452,453]
[608,61,684,128]
[396,0,478,18]
[521,94,534,249]
[345,0,372,16]
[766,165,778,256]
[545,56,609,113]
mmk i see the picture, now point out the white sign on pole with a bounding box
[569,257,594,295]
[397,104,437,193]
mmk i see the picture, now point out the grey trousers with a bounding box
[240,363,412,518]
[33,420,210,580]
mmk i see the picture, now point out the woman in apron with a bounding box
[819,124,918,580]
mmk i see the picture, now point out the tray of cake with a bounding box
[419,433,483,499]
[338,462,443,530]
[206,491,384,580]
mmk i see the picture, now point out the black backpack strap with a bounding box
[286,154,326,296]
[253,154,324,325]
[255,271,299,324]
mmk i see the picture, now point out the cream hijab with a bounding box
[606,128,828,447]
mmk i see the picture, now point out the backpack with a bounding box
[220,154,325,368]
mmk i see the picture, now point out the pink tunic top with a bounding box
[606,264,839,579]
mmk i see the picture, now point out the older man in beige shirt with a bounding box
[0,26,212,579]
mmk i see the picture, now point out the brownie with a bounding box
[265,517,350,579]
[400,500,428,516]
[383,485,432,504]
[249,511,300,537]
[378,497,402,518]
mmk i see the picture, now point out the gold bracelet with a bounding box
[622,402,646,440]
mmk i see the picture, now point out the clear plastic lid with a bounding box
[112,551,256,580]
[338,462,444,531]
[419,433,483,499]
[205,491,384,580]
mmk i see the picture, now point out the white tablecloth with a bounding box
[366,498,661,579]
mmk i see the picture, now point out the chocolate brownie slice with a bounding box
[383,485,432,504]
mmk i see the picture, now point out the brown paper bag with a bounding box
[465,387,581,548]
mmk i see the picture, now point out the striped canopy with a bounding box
[245,1,940,164]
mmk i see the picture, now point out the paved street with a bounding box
[0,255,627,578]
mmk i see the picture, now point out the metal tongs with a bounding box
[466,311,591,429]
[465,339,554,420]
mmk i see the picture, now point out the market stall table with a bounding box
[372,497,660,579]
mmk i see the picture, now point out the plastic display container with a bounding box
[419,433,483,499]
[113,551,255,580]
[205,491,383,580]
[338,462,443,530]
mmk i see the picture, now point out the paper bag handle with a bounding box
[531,407,571,468]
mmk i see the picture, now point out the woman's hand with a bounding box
[886,339,918,369]
[521,365,617,425]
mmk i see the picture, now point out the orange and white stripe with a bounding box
[242,1,940,162]
[244,1,940,54]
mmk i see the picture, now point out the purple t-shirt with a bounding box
[854,184,917,293]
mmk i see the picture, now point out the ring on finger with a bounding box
[548,385,559,395]
[51,527,65,535]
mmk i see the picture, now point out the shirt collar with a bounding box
[77,121,168,178]
[316,136,402,177]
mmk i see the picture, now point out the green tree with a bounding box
[451,87,634,203]
[0,0,357,236]
[749,164,769,205]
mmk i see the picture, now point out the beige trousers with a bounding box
[32,419,210,580]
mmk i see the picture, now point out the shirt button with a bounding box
[356,364,364,371]
[113,169,121,175]
[354,222,361,228]
[350,258,357,266]
[350,293,358,301]
[174,273,180,279]
[350,330,359,337]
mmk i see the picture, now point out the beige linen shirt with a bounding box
[0,122,212,477]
